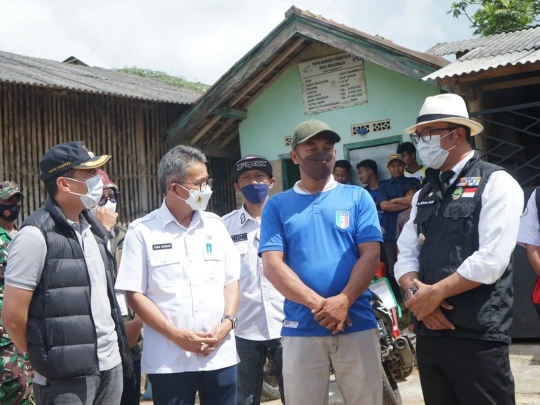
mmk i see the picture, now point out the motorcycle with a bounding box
[372,290,415,405]
[262,285,415,404]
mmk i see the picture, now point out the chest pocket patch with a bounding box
[443,200,477,238]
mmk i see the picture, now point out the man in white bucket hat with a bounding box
[395,93,523,404]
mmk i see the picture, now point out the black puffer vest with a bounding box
[23,198,133,379]
[414,153,513,343]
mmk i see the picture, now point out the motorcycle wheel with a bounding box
[382,367,402,405]
[262,360,282,401]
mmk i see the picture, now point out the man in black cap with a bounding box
[2,141,133,405]
[222,156,285,405]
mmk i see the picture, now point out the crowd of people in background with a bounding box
[0,93,537,405]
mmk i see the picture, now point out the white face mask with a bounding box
[417,130,457,169]
[67,175,104,209]
[103,200,117,213]
[174,184,213,211]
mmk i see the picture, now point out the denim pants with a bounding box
[236,336,284,405]
[149,365,237,405]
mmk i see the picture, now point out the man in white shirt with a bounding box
[222,155,285,405]
[115,145,241,405]
[517,189,540,277]
[395,94,523,405]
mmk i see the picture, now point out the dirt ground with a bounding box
[140,342,540,405]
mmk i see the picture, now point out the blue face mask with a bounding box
[241,183,270,204]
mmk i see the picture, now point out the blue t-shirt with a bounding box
[376,176,420,242]
[259,183,383,337]
[364,186,384,224]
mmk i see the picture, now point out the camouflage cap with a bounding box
[0,181,23,201]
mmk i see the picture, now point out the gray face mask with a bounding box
[67,175,104,209]
[298,152,335,181]
[417,130,457,169]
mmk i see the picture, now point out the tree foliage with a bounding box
[115,67,210,93]
[449,0,540,36]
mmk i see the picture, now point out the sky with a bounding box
[0,0,476,85]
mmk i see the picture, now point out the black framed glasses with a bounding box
[184,178,213,192]
[410,127,457,145]
[98,192,119,206]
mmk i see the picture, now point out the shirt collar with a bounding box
[443,150,475,184]
[293,175,338,195]
[159,200,202,230]
[238,204,258,227]
[67,215,91,234]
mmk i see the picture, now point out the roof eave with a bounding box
[166,10,449,141]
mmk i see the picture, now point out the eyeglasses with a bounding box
[410,127,457,145]
[183,178,213,192]
[98,193,119,206]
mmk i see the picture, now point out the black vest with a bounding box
[23,198,133,379]
[414,153,513,343]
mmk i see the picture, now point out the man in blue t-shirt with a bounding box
[377,153,420,302]
[259,119,383,405]
[357,159,384,224]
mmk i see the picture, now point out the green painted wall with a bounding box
[238,59,440,160]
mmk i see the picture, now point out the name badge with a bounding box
[153,243,172,250]
[231,233,248,243]
[417,200,435,207]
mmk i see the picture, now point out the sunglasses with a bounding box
[98,192,119,206]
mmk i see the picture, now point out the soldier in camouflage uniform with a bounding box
[0,181,33,405]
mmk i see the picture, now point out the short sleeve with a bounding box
[517,190,540,248]
[355,190,384,245]
[4,226,47,291]
[258,197,285,255]
[376,181,389,205]
[115,226,148,294]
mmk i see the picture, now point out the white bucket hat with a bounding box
[404,93,484,135]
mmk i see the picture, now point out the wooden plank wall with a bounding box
[0,82,187,224]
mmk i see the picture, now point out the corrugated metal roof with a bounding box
[424,25,540,81]
[428,25,540,56]
[0,50,201,104]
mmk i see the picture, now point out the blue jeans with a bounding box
[236,337,284,405]
[149,365,237,405]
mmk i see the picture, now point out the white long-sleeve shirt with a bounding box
[395,152,524,285]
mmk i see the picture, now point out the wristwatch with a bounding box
[222,315,237,329]
[406,285,418,301]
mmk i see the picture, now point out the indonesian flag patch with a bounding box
[462,187,477,198]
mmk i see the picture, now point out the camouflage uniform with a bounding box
[0,181,33,405]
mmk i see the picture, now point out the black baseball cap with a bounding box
[40,141,111,181]
[233,155,273,180]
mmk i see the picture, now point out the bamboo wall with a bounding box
[0,82,189,224]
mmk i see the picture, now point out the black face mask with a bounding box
[298,152,335,181]
[0,204,21,222]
